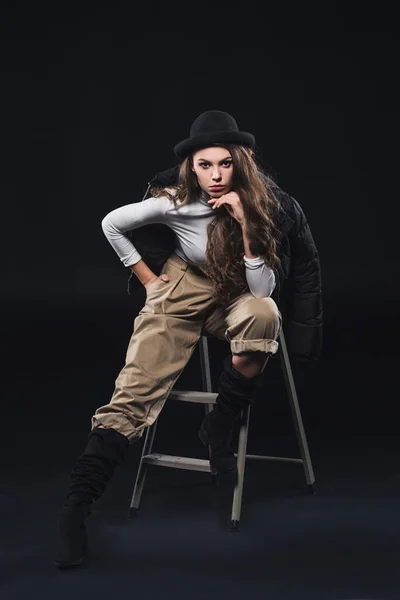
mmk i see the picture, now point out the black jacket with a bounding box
[126,165,323,363]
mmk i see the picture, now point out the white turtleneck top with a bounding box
[101,190,276,298]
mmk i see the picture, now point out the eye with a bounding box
[198,161,232,168]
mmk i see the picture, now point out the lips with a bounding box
[209,185,224,190]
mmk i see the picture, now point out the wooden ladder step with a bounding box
[143,453,211,472]
[168,390,217,404]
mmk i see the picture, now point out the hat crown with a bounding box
[190,111,239,137]
[174,110,255,159]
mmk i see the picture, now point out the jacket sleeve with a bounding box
[285,198,323,362]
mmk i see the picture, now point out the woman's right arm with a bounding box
[101,196,170,286]
[129,259,159,287]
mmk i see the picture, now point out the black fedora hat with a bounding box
[174,110,255,160]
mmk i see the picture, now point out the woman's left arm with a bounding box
[208,193,276,297]
[242,225,276,297]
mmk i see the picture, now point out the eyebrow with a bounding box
[196,157,232,163]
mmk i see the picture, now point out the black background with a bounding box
[2,1,400,597]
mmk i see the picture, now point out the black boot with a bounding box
[198,354,266,475]
[55,427,129,568]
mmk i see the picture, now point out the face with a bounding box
[191,147,233,198]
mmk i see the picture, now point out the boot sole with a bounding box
[55,556,84,569]
[54,532,88,568]
[198,425,238,476]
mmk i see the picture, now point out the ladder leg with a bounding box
[230,405,250,530]
[199,336,218,484]
[129,420,158,517]
[199,336,213,393]
[278,330,315,489]
[203,402,218,485]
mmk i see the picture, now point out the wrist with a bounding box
[144,275,158,286]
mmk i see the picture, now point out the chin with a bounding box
[209,189,226,197]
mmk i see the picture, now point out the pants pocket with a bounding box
[142,261,186,309]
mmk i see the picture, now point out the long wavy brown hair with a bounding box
[150,144,284,304]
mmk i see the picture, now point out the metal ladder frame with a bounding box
[129,329,315,530]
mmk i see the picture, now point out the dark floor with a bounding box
[1,307,400,599]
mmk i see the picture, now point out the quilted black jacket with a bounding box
[126,165,323,363]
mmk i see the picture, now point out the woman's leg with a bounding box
[232,350,271,377]
[199,294,282,474]
[55,256,213,568]
[91,310,202,441]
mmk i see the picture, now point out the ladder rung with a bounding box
[168,390,217,404]
[143,453,212,472]
[142,452,303,473]
[236,453,303,464]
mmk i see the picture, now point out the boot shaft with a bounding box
[66,427,129,503]
[216,354,265,413]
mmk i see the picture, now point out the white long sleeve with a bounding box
[101,192,276,297]
[243,255,276,297]
[101,196,170,267]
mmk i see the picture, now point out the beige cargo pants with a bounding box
[92,253,282,442]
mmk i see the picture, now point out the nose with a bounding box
[211,168,222,182]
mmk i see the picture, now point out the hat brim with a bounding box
[174,131,255,159]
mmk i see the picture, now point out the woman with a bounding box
[55,110,322,569]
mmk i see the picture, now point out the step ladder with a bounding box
[129,329,315,530]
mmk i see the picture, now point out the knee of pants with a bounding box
[240,297,281,339]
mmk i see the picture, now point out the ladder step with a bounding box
[168,390,217,404]
[143,453,212,472]
[235,453,303,464]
